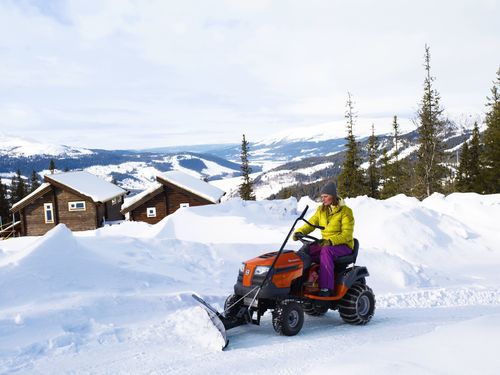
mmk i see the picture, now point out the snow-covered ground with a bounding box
[0,193,499,374]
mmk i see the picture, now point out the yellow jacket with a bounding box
[296,200,355,250]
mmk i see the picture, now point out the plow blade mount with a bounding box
[192,294,229,350]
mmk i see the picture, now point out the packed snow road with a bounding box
[7,301,500,374]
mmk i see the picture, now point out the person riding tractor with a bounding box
[293,182,355,297]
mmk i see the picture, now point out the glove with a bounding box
[292,232,303,241]
[320,239,332,247]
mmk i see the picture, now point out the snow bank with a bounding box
[0,225,178,308]
[152,197,299,244]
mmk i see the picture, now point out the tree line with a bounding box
[258,46,499,201]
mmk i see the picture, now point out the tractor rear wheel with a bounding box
[339,283,375,325]
[272,300,304,336]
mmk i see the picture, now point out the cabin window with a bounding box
[147,207,156,218]
[111,196,121,205]
[68,201,86,211]
[44,203,54,223]
[180,203,190,208]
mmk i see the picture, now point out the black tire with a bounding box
[339,283,375,325]
[303,301,329,316]
[272,300,304,336]
[224,294,243,319]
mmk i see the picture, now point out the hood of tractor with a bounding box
[240,250,303,288]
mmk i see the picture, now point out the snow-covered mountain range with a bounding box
[0,136,243,193]
[0,118,473,197]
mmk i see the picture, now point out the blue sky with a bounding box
[0,0,498,149]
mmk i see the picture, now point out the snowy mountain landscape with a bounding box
[0,116,473,199]
[1,193,499,374]
[0,135,244,193]
[1,1,498,373]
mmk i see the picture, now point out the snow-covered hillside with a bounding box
[255,117,416,146]
[0,135,93,158]
[0,193,499,374]
[85,153,240,192]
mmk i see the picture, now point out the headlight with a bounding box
[254,266,270,276]
[239,263,245,273]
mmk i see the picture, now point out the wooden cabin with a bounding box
[10,171,128,236]
[121,171,225,224]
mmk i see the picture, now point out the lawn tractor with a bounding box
[192,205,375,349]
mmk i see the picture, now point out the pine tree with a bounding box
[49,159,56,174]
[239,134,256,200]
[415,45,447,198]
[0,182,10,227]
[388,115,411,196]
[455,141,471,191]
[10,169,27,206]
[481,68,500,193]
[468,122,482,191]
[366,124,379,198]
[338,92,366,198]
[391,115,402,189]
[380,148,396,198]
[29,170,41,193]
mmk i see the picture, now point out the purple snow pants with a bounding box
[308,243,353,290]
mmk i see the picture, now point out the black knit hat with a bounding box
[320,182,337,198]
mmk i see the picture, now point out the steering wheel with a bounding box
[296,233,320,244]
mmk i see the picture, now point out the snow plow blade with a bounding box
[192,294,229,350]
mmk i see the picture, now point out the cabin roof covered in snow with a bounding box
[45,171,127,203]
[11,182,52,211]
[157,171,225,203]
[12,172,128,212]
[121,171,226,214]
[121,182,163,213]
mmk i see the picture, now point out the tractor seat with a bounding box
[334,238,359,266]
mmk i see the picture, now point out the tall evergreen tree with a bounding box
[238,134,256,200]
[391,115,402,188]
[366,124,379,198]
[380,148,397,198]
[415,45,447,198]
[338,92,366,198]
[29,170,41,193]
[481,68,500,193]
[379,117,411,198]
[455,141,471,191]
[10,169,27,206]
[0,182,10,227]
[49,159,56,174]
[468,122,482,191]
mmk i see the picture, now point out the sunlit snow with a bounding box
[0,193,499,374]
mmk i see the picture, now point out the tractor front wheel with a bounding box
[272,300,304,336]
[224,294,243,319]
